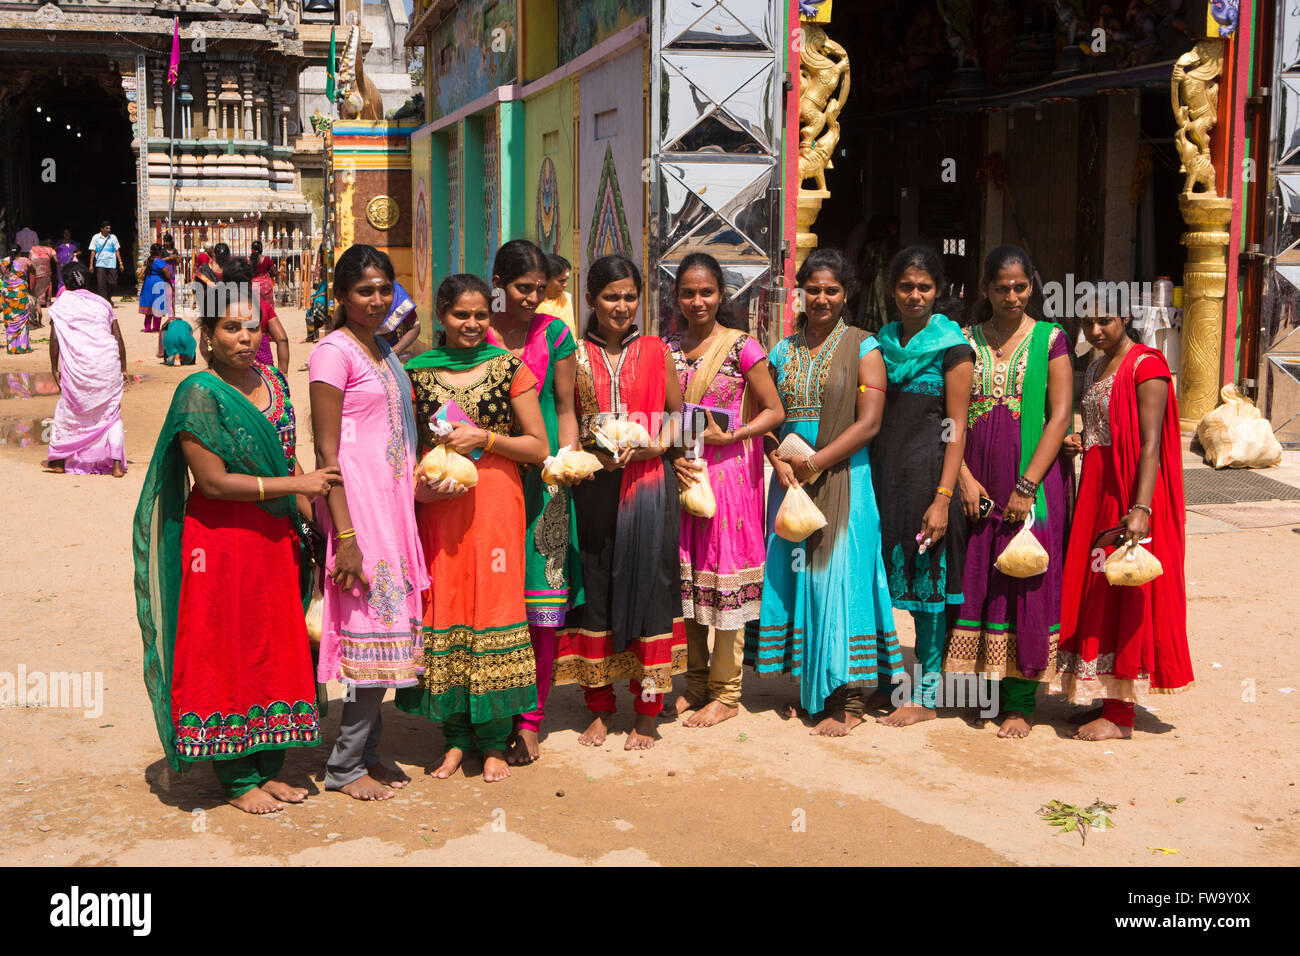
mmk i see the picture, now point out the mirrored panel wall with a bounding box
[650,0,783,343]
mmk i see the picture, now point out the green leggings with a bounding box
[910,610,947,709]
[442,712,513,753]
[998,676,1039,716]
[212,750,286,798]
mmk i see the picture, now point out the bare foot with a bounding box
[877,704,937,727]
[43,460,65,473]
[779,701,803,720]
[1068,706,1105,725]
[505,728,541,765]
[260,779,307,803]
[1073,717,1132,741]
[426,749,464,779]
[673,693,704,718]
[625,713,658,750]
[483,750,511,782]
[684,699,738,728]
[579,713,611,747]
[367,762,410,789]
[338,773,395,800]
[229,788,283,814]
[996,711,1033,739]
[112,461,125,478]
[811,711,864,737]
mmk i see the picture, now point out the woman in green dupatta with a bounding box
[133,258,341,814]
[396,274,550,783]
[947,246,1073,738]
[871,245,974,727]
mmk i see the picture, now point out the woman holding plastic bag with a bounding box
[944,246,1073,738]
[743,250,901,736]
[664,253,785,728]
[1055,308,1191,740]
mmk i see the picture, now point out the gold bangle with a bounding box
[484,431,496,453]
[936,486,953,498]
[335,528,356,541]
[257,476,265,501]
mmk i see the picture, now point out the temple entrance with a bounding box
[0,64,137,289]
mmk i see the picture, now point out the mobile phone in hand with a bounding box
[978,495,995,518]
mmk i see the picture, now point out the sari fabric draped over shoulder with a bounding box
[47,289,126,474]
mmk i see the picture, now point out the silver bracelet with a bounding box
[1129,503,1152,516]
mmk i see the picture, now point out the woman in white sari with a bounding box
[45,261,129,477]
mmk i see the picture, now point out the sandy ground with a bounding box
[2,303,1298,867]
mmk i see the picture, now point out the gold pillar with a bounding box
[1170,38,1228,428]
[1177,196,1232,426]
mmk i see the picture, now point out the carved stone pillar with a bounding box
[267,82,280,147]
[151,63,164,137]
[253,69,267,143]
[204,66,218,139]
[241,66,254,140]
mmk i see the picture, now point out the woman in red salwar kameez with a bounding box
[1056,311,1192,740]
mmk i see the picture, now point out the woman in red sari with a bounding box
[1056,310,1191,740]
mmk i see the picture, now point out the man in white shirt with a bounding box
[88,221,123,302]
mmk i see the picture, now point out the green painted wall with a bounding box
[522,80,574,257]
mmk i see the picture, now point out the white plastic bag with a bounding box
[1196,384,1282,469]
[541,445,602,485]
[1104,538,1164,587]
[305,583,324,651]
[774,484,827,542]
[994,511,1050,578]
[679,461,717,518]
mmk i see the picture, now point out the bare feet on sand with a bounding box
[338,773,394,800]
[811,711,863,737]
[996,712,1032,739]
[42,459,66,473]
[877,704,937,727]
[112,460,125,478]
[483,751,511,782]
[579,713,611,747]
[673,693,704,718]
[1073,717,1132,741]
[505,728,540,765]
[1068,706,1106,725]
[779,701,804,720]
[426,749,464,779]
[684,699,737,728]
[366,762,410,789]
[625,713,658,750]
[260,779,307,803]
[229,788,283,814]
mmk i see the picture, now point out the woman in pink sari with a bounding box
[45,261,129,477]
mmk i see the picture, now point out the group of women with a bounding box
[134,236,1191,815]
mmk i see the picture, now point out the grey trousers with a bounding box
[324,686,385,790]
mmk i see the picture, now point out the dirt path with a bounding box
[2,306,1297,865]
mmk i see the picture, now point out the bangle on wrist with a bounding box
[1015,474,1039,497]
[335,528,356,541]
[936,485,953,498]
[484,431,497,453]
[805,454,820,474]
[1129,503,1152,516]
[257,476,265,501]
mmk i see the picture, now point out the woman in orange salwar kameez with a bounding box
[396,274,551,783]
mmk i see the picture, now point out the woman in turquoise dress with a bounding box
[744,250,901,736]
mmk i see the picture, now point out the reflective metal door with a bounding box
[649,0,784,343]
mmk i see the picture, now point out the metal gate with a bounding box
[649,0,784,344]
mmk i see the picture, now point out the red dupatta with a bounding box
[1061,344,1191,691]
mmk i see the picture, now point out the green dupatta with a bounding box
[876,314,968,385]
[405,342,509,372]
[1018,321,1066,526]
[132,370,308,772]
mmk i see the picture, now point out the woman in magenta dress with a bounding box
[663,252,784,728]
[309,244,428,801]
[947,246,1073,738]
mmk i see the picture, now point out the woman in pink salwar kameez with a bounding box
[45,261,129,477]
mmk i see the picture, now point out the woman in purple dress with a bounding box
[946,246,1073,737]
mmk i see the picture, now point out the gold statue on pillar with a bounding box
[1170,37,1231,427]
[1171,40,1220,197]
[796,23,850,269]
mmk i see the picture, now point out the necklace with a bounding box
[984,316,1027,357]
